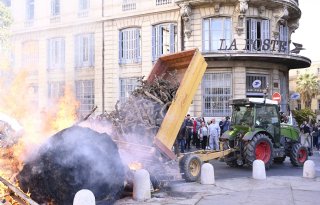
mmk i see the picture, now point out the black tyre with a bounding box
[179,154,202,182]
[244,133,274,169]
[273,157,286,164]
[290,143,308,167]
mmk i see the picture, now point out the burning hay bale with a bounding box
[103,71,179,146]
[17,126,125,205]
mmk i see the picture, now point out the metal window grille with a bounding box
[76,80,95,118]
[22,41,39,74]
[119,78,139,103]
[26,0,34,20]
[202,17,232,52]
[156,0,172,5]
[202,73,232,117]
[47,37,65,70]
[152,23,177,61]
[246,74,268,97]
[122,0,136,11]
[74,33,94,68]
[119,28,141,64]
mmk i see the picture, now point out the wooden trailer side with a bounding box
[152,49,207,160]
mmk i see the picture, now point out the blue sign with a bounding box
[252,80,262,88]
[290,93,300,100]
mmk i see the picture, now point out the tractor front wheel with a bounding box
[290,143,308,167]
[244,133,274,169]
[179,154,202,182]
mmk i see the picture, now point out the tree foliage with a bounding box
[0,1,13,49]
[292,108,316,126]
[296,72,319,108]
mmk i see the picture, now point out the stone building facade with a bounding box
[9,0,310,119]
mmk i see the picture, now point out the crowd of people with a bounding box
[175,114,230,154]
[300,121,320,151]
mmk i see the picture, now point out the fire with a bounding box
[128,162,143,171]
[0,68,80,204]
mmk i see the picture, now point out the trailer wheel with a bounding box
[290,143,308,167]
[179,154,202,182]
[244,133,274,169]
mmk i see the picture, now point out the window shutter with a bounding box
[61,38,65,69]
[119,31,122,64]
[47,39,51,69]
[89,33,94,66]
[136,28,141,62]
[261,20,270,43]
[74,35,79,68]
[158,26,163,57]
[152,26,156,61]
[79,35,84,67]
[250,19,257,41]
[169,23,175,53]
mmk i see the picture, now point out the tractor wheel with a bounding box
[290,143,308,167]
[273,157,286,164]
[179,154,202,182]
[244,133,274,169]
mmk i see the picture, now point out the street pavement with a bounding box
[116,151,320,205]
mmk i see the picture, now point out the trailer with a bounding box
[115,49,233,183]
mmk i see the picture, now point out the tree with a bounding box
[292,108,316,126]
[296,72,319,108]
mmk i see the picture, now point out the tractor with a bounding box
[221,98,309,168]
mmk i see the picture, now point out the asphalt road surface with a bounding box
[211,150,320,180]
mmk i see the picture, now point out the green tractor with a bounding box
[221,98,309,168]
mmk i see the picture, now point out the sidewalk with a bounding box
[116,176,320,205]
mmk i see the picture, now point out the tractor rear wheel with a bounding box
[244,133,274,169]
[290,143,308,167]
[179,154,202,182]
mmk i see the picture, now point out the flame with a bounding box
[0,67,80,204]
[128,162,143,171]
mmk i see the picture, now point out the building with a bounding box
[289,62,320,112]
[8,0,310,119]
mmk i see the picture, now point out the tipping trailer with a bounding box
[117,49,233,183]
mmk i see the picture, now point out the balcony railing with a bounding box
[122,0,136,11]
[156,0,172,5]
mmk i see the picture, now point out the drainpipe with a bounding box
[101,0,105,112]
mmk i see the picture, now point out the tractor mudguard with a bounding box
[242,129,272,141]
[221,130,232,140]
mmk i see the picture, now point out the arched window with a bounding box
[119,28,141,64]
[152,23,177,60]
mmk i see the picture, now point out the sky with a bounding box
[291,0,320,63]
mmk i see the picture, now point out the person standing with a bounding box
[300,121,311,148]
[198,121,208,150]
[220,116,231,135]
[177,120,186,153]
[208,118,220,151]
[184,114,193,151]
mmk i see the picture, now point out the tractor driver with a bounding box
[241,107,253,125]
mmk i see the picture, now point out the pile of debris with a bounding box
[103,71,179,146]
[17,126,125,205]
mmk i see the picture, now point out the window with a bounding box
[47,37,65,70]
[156,0,172,5]
[122,0,136,11]
[119,28,141,64]
[119,78,139,103]
[152,23,177,61]
[76,80,94,117]
[202,73,232,117]
[78,0,89,17]
[51,0,60,16]
[22,41,39,73]
[75,33,94,68]
[48,81,65,99]
[203,17,232,52]
[26,0,34,20]
[246,18,270,51]
[279,24,289,53]
[246,74,269,97]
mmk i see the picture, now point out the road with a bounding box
[211,150,320,180]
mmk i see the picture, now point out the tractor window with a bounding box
[255,105,278,126]
[232,105,253,126]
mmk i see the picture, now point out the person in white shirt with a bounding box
[208,118,221,151]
